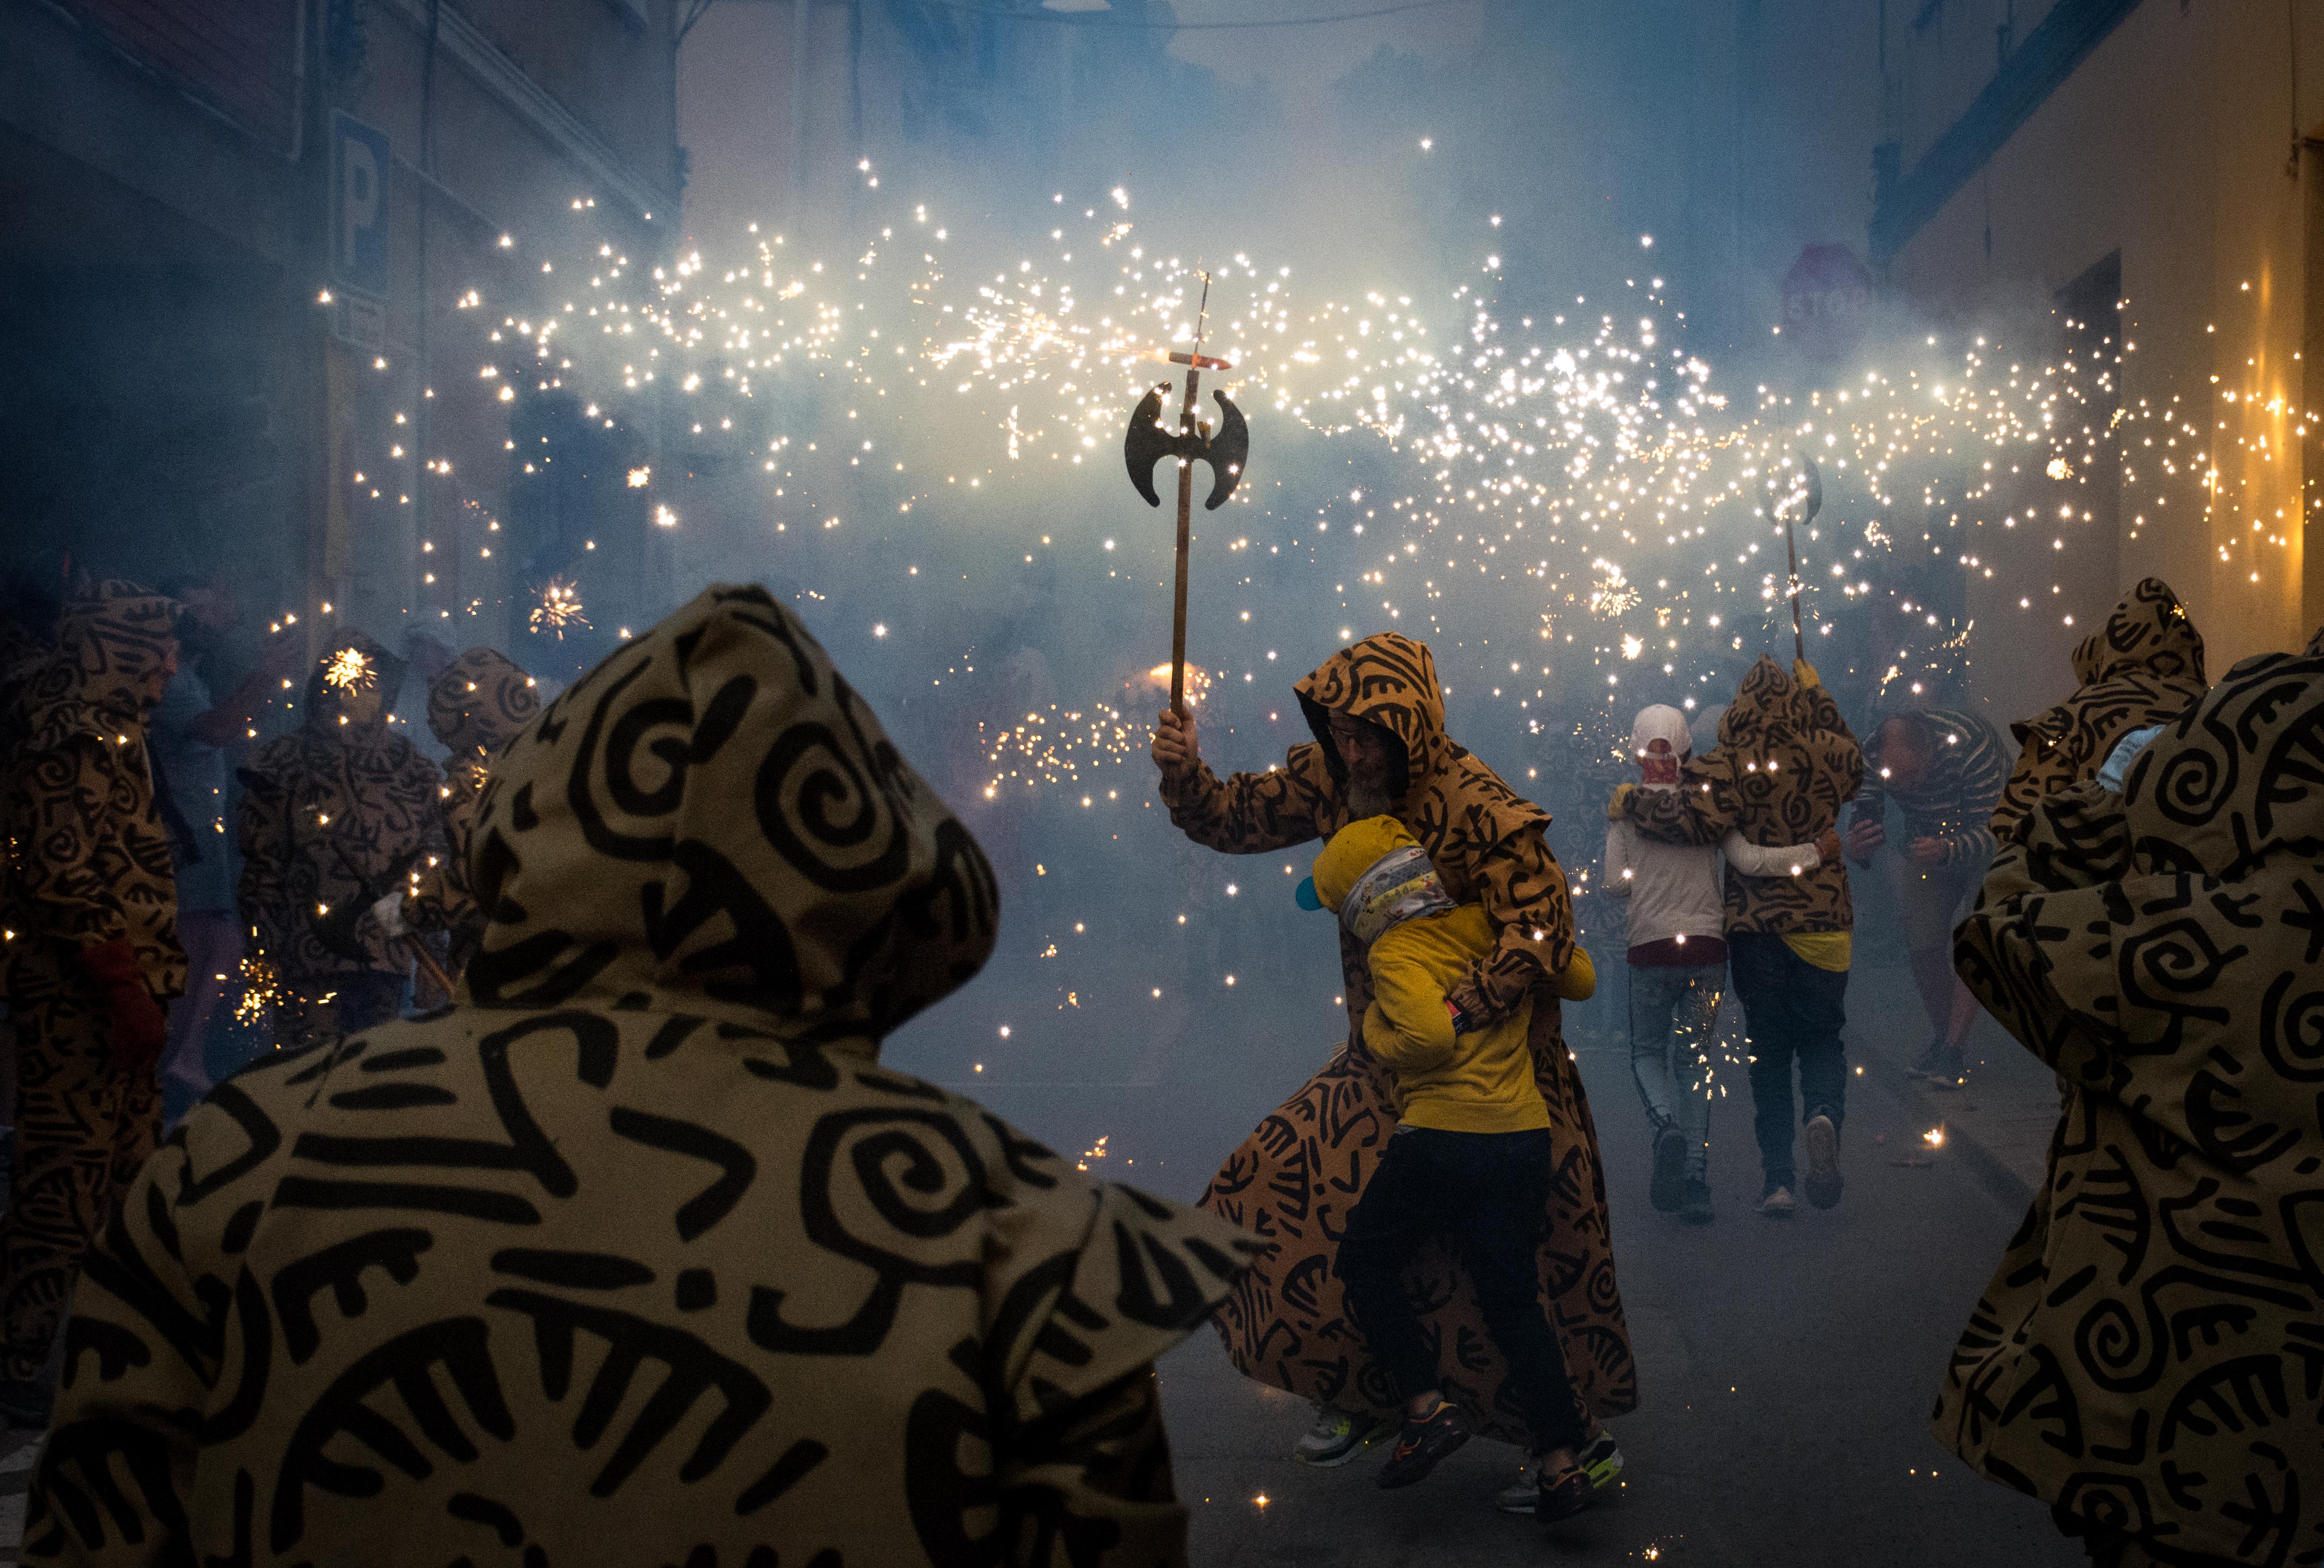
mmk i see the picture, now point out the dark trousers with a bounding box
[1335,1126,1585,1455]
[1726,932,1849,1192]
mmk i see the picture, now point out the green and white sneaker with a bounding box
[1293,1407,1394,1467]
[1490,1432,1624,1512]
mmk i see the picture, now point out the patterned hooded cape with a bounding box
[403,647,541,973]
[1162,632,1635,1440]
[1990,577,2207,843]
[1,581,186,1001]
[27,585,1259,1568]
[1933,647,2324,1566]
[1618,656,1863,933]
[235,632,443,979]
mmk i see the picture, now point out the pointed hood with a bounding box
[461,584,999,1039]
[428,647,540,758]
[2070,576,2204,687]
[17,580,178,733]
[1294,632,1447,801]
[1716,655,1809,752]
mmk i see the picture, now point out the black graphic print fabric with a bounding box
[1933,647,2324,1566]
[1990,577,2207,843]
[26,584,1259,1567]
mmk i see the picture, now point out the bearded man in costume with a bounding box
[236,632,442,1049]
[371,646,541,986]
[1151,631,1634,1494]
[1935,641,2324,1568]
[0,581,185,1428]
[26,584,1259,1568]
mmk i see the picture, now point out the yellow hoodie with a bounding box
[1312,816,1594,1135]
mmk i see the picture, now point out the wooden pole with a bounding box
[1171,363,1199,716]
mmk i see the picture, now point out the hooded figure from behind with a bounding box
[375,647,541,983]
[1989,575,2205,843]
[1935,644,2324,1568]
[236,632,443,1048]
[26,584,1259,1568]
[1156,631,1634,1449]
[0,582,185,1419]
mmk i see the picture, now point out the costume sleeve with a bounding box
[21,1134,215,1563]
[235,765,295,966]
[975,1167,1257,1568]
[1720,830,1821,878]
[1157,744,1327,855]
[1441,822,1574,1027]
[1620,756,1737,847]
[1361,948,1459,1075]
[1849,729,1888,835]
[5,740,132,953]
[1600,822,1633,899]
[1951,781,2135,1090]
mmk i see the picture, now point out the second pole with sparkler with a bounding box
[1123,273,1250,715]
[1782,452,1823,662]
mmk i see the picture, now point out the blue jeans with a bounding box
[1336,1127,1585,1455]
[1626,962,1723,1179]
[1725,932,1848,1193]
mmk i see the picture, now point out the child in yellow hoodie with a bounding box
[1306,815,1603,1526]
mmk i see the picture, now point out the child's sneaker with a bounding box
[1535,1462,1600,1525]
[1376,1401,1471,1489]
[1292,1407,1393,1467]
[1491,1432,1623,1511]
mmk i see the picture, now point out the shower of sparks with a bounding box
[982,703,1139,797]
[1924,1126,1947,1148]
[233,955,281,1031]
[529,576,590,639]
[322,648,374,691]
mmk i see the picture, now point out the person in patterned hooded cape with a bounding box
[372,646,541,985]
[1611,656,1863,1215]
[1151,631,1634,1478]
[26,582,1261,1568]
[1934,644,2324,1568]
[236,631,442,1049]
[0,581,186,1425]
[1990,577,2206,844]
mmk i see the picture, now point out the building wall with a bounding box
[0,0,681,688]
[1880,0,2324,700]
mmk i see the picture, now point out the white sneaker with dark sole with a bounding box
[1802,1113,1843,1209]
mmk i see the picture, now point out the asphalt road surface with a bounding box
[1151,1034,2084,1568]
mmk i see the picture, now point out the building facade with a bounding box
[0,0,683,674]
[1873,0,2324,701]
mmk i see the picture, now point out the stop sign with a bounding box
[1781,244,1872,363]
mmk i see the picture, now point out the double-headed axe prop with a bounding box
[1123,273,1250,716]
[1776,451,1823,661]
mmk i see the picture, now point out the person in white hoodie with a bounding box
[1602,705,1837,1223]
